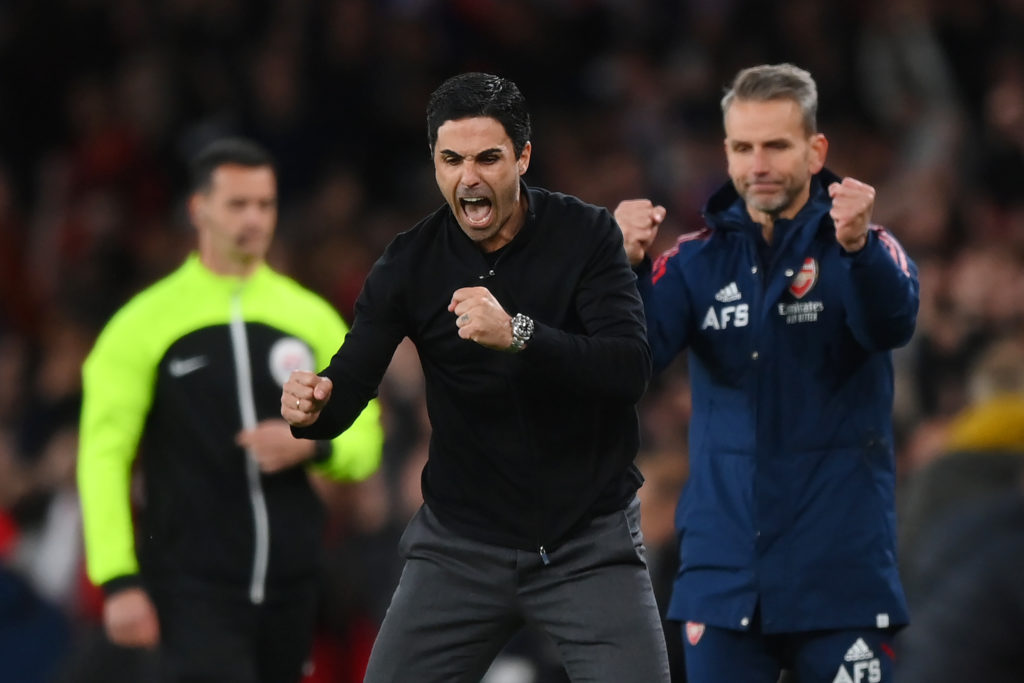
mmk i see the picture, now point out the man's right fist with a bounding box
[282,370,333,427]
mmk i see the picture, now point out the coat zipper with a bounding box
[229,291,270,604]
[475,250,550,565]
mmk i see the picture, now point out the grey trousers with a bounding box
[364,497,671,683]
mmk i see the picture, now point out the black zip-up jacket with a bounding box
[79,256,383,603]
[295,183,651,552]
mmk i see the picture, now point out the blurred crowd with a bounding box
[1,0,1023,681]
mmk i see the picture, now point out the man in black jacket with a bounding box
[78,138,383,682]
[282,72,670,682]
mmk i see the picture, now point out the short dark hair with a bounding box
[426,73,531,158]
[188,137,275,194]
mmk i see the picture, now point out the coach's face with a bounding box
[724,98,827,224]
[434,116,531,253]
[191,164,277,276]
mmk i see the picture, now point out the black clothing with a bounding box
[79,256,382,604]
[897,494,1024,683]
[152,581,318,683]
[296,184,651,553]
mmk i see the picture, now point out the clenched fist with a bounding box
[828,177,874,252]
[282,370,334,427]
[614,199,666,266]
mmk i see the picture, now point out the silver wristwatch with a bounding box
[509,313,534,352]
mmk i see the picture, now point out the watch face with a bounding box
[510,314,533,350]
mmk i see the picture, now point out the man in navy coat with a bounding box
[616,63,919,683]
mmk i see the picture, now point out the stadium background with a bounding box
[1,0,1022,681]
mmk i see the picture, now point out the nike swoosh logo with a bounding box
[168,356,209,378]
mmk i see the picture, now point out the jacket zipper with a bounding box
[475,251,549,565]
[229,291,270,604]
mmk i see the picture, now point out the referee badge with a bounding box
[269,337,315,386]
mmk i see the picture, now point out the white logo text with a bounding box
[702,304,749,330]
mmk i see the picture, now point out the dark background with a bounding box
[1,1,1022,681]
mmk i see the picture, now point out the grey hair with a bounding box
[721,63,819,135]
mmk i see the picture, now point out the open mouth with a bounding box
[459,196,493,227]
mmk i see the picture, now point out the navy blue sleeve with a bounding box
[839,226,919,351]
[636,239,697,375]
